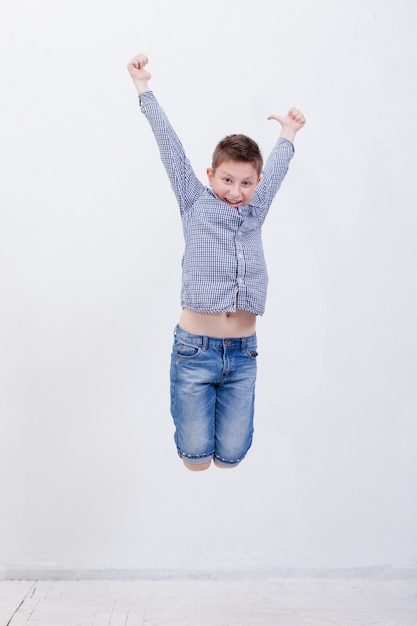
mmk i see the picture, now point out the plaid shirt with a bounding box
[139,91,294,315]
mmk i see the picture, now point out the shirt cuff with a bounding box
[138,90,154,106]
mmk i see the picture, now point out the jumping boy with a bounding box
[127,53,306,471]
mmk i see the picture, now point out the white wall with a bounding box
[1,0,416,577]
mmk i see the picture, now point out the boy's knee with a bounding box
[183,460,212,471]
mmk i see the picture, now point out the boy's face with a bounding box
[207,160,261,207]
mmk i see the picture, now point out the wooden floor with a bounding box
[1,578,416,625]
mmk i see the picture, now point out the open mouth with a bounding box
[225,199,242,206]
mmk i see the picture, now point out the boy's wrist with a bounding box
[279,127,297,142]
[133,80,151,94]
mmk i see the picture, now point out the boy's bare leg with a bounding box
[183,460,211,471]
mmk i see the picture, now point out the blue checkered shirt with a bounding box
[139,91,294,315]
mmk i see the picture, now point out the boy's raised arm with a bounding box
[127,53,205,214]
[250,107,306,222]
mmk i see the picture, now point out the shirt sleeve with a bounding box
[138,91,205,215]
[251,138,295,224]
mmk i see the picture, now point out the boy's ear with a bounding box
[206,167,214,186]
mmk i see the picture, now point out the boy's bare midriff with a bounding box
[179,307,256,339]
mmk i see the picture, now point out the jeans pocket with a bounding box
[243,348,258,359]
[175,341,202,359]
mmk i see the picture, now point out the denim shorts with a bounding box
[170,325,258,466]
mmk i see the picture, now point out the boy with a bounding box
[127,53,306,471]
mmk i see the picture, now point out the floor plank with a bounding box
[0,581,35,625]
[1,578,416,625]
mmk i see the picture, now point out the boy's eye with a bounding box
[243,181,252,186]
[223,177,232,183]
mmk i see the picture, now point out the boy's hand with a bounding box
[268,108,306,142]
[127,53,151,93]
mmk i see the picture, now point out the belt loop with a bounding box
[202,335,208,351]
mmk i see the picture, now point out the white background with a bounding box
[1,0,416,576]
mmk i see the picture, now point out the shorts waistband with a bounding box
[174,324,257,350]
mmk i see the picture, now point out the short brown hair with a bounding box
[211,134,263,176]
